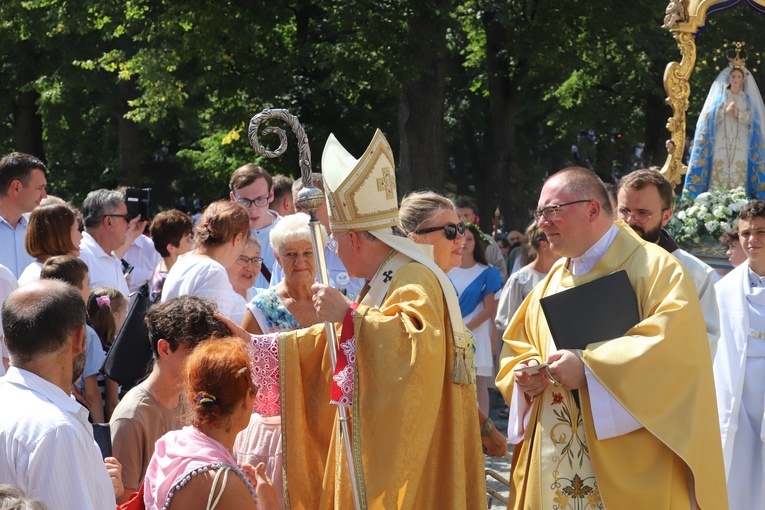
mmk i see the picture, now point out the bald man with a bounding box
[0,279,123,509]
[496,167,727,509]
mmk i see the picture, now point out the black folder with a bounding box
[540,270,640,351]
[100,292,154,390]
[91,423,112,459]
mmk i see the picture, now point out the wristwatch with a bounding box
[481,417,495,436]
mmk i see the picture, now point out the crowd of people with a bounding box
[0,132,760,510]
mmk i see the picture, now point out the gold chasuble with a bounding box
[496,224,728,510]
[279,261,486,509]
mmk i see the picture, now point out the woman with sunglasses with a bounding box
[400,190,507,459]
[448,223,503,417]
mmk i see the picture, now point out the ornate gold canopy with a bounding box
[661,0,765,186]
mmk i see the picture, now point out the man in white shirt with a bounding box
[229,163,281,289]
[78,189,132,297]
[121,233,162,294]
[0,152,47,278]
[0,279,123,509]
[616,169,720,355]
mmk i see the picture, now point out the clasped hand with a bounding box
[515,350,587,398]
[311,283,352,323]
[726,101,739,117]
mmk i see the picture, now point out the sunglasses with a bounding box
[412,222,466,240]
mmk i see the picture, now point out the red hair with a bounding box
[185,337,256,430]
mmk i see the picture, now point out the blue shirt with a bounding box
[0,215,34,279]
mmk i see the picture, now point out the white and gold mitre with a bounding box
[321,129,398,233]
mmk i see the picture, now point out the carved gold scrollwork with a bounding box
[661,31,697,187]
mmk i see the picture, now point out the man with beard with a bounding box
[617,169,720,355]
[0,279,123,509]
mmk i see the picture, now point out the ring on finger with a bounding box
[545,366,562,386]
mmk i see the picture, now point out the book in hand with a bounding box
[539,270,640,351]
[513,363,549,375]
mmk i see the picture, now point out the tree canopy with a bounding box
[2,0,764,229]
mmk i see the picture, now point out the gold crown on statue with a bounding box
[321,129,399,233]
[728,41,748,69]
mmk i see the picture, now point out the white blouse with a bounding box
[161,255,238,319]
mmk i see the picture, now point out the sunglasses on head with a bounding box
[412,221,466,240]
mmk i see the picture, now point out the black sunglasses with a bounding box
[412,222,466,240]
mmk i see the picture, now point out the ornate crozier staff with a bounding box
[248,109,363,510]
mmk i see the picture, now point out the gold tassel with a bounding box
[450,346,475,385]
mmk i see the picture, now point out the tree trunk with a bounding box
[117,80,141,186]
[483,11,526,231]
[13,60,45,160]
[644,97,668,167]
[397,14,448,198]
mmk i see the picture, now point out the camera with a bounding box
[125,188,151,221]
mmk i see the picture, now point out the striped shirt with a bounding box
[0,367,116,509]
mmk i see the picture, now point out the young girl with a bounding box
[86,287,128,422]
[448,223,503,416]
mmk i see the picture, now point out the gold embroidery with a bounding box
[324,131,400,233]
[541,389,603,509]
[376,168,395,200]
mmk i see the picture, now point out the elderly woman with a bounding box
[241,213,326,334]
[143,337,278,510]
[399,190,507,458]
[236,213,325,508]
[161,201,250,319]
[18,203,82,286]
[227,238,262,324]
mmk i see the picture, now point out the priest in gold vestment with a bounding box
[496,167,727,509]
[248,130,485,509]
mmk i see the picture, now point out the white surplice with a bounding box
[714,262,765,509]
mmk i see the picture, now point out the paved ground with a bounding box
[484,390,511,508]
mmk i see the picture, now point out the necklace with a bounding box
[284,286,316,326]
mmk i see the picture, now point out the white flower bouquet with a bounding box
[667,186,749,246]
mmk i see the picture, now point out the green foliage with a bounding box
[3,0,765,214]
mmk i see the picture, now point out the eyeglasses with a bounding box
[234,195,270,209]
[104,214,130,221]
[534,200,592,222]
[327,233,346,253]
[236,255,263,267]
[412,222,466,240]
[617,207,667,225]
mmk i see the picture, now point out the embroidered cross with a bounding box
[383,270,394,283]
[377,168,395,200]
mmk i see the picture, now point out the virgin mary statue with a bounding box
[683,46,765,199]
